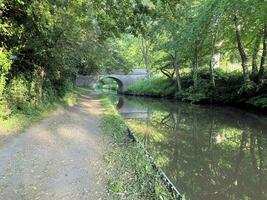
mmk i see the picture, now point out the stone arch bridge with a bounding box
[76,69,148,93]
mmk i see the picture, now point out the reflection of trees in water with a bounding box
[127,100,267,200]
[143,108,151,146]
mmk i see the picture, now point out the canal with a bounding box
[108,94,267,200]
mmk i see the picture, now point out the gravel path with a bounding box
[0,94,107,200]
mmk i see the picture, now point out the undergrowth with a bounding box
[127,69,267,109]
[0,88,85,133]
[100,97,174,200]
[128,76,176,97]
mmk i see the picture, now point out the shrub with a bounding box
[0,98,12,119]
[246,95,267,108]
[7,76,30,110]
[0,48,12,96]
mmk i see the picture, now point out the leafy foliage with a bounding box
[128,69,267,108]
[0,0,131,119]
[128,76,176,97]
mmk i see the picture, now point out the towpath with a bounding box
[0,94,107,200]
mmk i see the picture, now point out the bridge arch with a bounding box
[97,76,123,93]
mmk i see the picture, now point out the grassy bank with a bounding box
[127,69,267,110]
[100,97,174,200]
[0,87,88,135]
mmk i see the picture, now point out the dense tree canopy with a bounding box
[0,0,133,113]
[1,0,267,116]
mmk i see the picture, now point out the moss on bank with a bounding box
[100,97,174,200]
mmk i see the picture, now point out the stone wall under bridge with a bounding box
[75,69,148,93]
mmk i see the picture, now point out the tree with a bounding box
[258,26,267,83]
[0,0,133,107]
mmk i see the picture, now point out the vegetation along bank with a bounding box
[100,96,176,199]
[126,69,267,110]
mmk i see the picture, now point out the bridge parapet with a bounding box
[99,69,147,76]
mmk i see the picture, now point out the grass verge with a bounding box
[0,87,89,135]
[100,96,174,200]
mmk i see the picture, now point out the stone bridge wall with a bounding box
[75,69,148,93]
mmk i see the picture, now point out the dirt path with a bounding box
[0,94,108,200]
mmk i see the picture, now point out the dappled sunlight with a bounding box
[215,134,227,144]
[56,125,89,143]
[33,129,55,145]
[215,127,242,147]
[0,93,106,200]
[128,120,166,143]
[1,0,267,199]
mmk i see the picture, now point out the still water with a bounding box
[109,94,267,200]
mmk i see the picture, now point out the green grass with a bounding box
[0,87,90,134]
[128,76,176,97]
[100,97,174,200]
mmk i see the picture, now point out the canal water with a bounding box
[109,94,267,200]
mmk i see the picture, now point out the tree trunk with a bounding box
[258,26,267,83]
[234,16,250,83]
[140,37,151,80]
[209,17,221,88]
[173,51,182,92]
[160,63,174,80]
[252,35,261,78]
[193,43,199,89]
[39,66,46,100]
[160,68,173,80]
[209,32,217,88]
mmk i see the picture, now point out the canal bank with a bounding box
[124,74,267,112]
[99,95,176,199]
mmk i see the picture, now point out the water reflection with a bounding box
[114,95,267,200]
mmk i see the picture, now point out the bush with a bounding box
[246,95,267,108]
[0,87,82,133]
[0,98,12,119]
[7,76,30,110]
[0,48,12,96]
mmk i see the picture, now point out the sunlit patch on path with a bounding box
[0,95,107,200]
